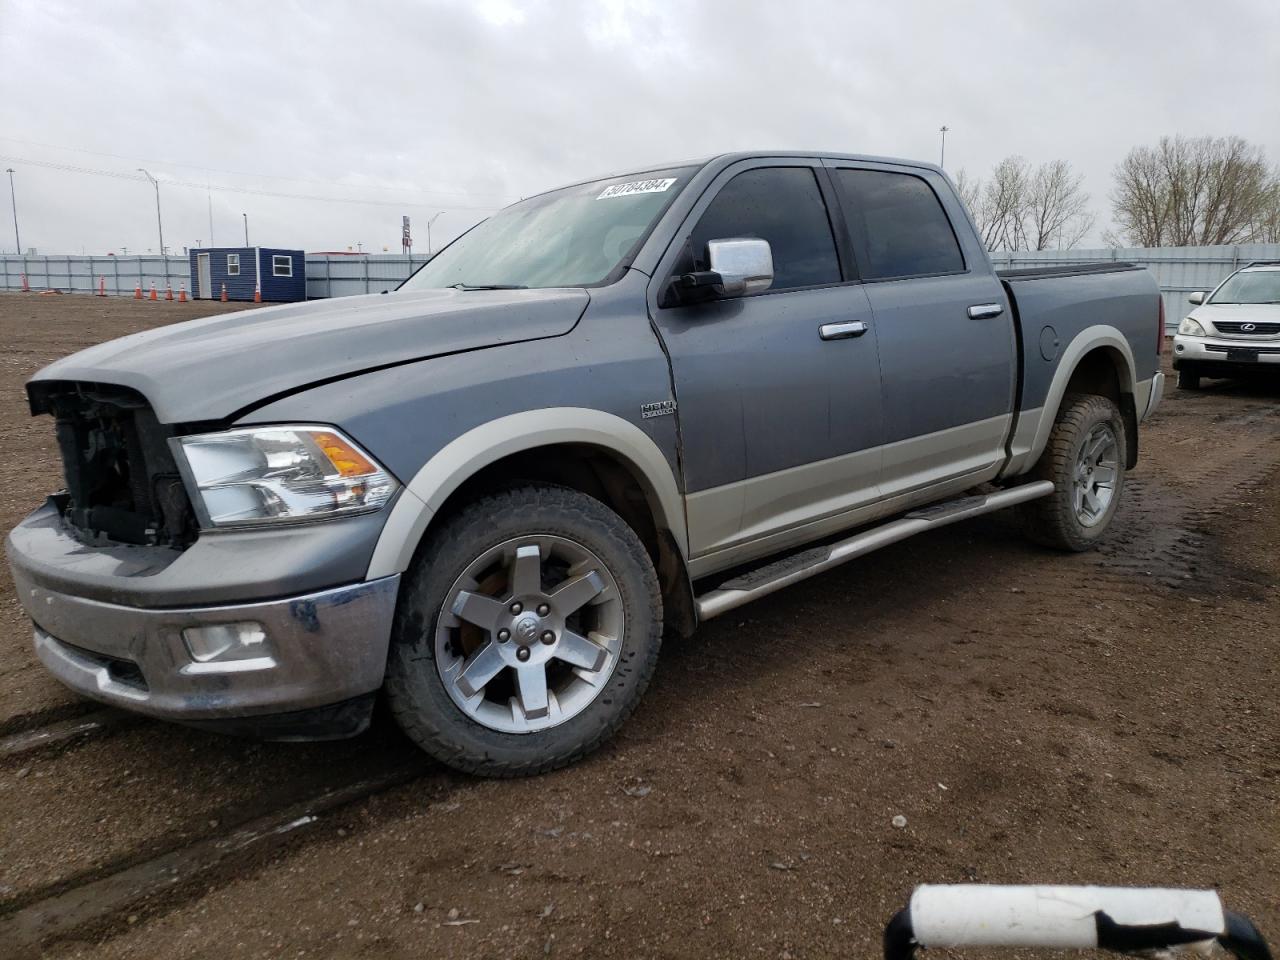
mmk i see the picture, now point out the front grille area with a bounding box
[27,381,198,548]
[1213,320,1280,336]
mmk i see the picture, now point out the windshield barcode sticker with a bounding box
[597,178,677,199]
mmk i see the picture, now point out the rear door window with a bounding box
[834,169,964,280]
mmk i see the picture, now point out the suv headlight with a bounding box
[173,425,398,527]
[1178,317,1206,337]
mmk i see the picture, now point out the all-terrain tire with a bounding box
[1019,393,1127,552]
[1177,365,1202,390]
[385,483,662,777]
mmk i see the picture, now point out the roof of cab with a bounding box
[541,151,947,199]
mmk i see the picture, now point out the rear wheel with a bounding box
[1019,394,1126,551]
[385,484,662,777]
[1176,365,1202,390]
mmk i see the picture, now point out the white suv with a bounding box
[1173,261,1280,389]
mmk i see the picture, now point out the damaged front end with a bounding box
[29,380,199,550]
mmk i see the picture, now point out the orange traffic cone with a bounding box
[220,283,228,303]
[253,282,262,304]
[20,273,30,292]
[178,282,187,303]
[148,282,158,301]
[134,282,143,300]
[97,276,107,297]
[165,281,174,302]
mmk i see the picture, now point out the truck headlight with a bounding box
[1178,317,1206,337]
[173,425,398,527]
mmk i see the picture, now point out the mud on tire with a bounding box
[1019,393,1127,552]
[384,483,662,777]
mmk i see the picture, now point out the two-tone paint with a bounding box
[7,151,1164,733]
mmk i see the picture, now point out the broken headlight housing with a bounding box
[173,425,397,528]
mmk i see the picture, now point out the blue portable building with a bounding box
[189,247,306,302]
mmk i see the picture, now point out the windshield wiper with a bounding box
[449,283,528,291]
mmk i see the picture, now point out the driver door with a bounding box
[649,160,885,568]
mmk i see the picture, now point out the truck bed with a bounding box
[996,262,1141,281]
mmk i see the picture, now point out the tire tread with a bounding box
[384,484,662,778]
[1019,393,1126,552]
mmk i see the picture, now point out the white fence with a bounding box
[0,253,433,299]
[987,243,1280,332]
[304,255,432,298]
[4,245,1279,330]
[0,254,189,296]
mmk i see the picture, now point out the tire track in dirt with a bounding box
[0,765,430,959]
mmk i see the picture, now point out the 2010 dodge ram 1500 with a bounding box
[7,152,1165,776]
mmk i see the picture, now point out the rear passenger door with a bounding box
[651,160,884,563]
[827,163,1016,500]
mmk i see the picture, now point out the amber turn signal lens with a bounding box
[313,431,377,477]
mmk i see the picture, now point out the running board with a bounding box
[694,480,1054,621]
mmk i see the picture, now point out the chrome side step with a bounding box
[694,480,1054,621]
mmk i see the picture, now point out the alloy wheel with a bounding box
[435,535,623,734]
[1072,423,1120,527]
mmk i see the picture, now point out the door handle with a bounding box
[968,302,1004,320]
[819,320,868,341]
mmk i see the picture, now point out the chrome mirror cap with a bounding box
[706,238,774,298]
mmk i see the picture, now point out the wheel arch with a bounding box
[1024,326,1140,471]
[366,408,696,636]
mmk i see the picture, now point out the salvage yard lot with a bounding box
[0,291,1276,959]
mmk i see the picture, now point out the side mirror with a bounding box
[678,238,774,299]
[1188,291,1205,305]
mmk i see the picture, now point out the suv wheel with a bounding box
[1176,365,1202,390]
[385,484,662,777]
[1019,394,1127,551]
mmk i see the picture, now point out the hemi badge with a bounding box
[641,400,677,420]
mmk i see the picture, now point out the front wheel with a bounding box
[1019,394,1127,551]
[385,484,662,777]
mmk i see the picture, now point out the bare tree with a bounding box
[1251,169,1280,243]
[954,168,981,217]
[1019,160,1096,250]
[1110,135,1275,246]
[957,157,1094,251]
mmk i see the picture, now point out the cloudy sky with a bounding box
[1,0,1277,256]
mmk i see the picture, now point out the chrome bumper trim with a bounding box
[1143,371,1165,420]
[14,571,399,720]
[1173,335,1280,363]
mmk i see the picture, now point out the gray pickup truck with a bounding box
[7,152,1165,776]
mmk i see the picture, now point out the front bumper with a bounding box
[7,498,400,727]
[1173,335,1280,368]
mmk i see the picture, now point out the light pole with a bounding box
[427,211,444,256]
[242,213,249,246]
[5,168,19,255]
[939,125,950,168]
[137,169,165,256]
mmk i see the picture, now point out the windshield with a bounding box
[1209,270,1280,304]
[402,166,696,291]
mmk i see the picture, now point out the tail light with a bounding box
[1156,296,1165,356]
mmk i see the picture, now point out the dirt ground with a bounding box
[0,291,1276,960]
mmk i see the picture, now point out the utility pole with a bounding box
[939,125,950,168]
[5,168,19,255]
[207,186,214,247]
[243,213,249,246]
[427,211,444,256]
[137,169,165,255]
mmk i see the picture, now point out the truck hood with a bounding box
[30,288,590,423]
